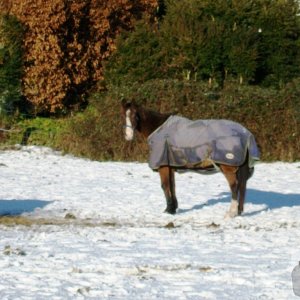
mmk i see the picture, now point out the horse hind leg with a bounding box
[170,168,178,210]
[159,166,177,214]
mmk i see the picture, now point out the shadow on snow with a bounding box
[179,189,300,216]
[0,199,53,216]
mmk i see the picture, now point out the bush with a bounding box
[57,94,146,161]
[59,79,300,162]
[5,79,297,162]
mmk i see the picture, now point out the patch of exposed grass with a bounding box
[199,266,213,272]
[0,117,68,150]
[0,215,120,228]
[3,245,26,256]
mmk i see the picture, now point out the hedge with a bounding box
[59,79,300,162]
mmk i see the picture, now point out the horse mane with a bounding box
[136,105,173,138]
[121,99,174,137]
[138,106,172,121]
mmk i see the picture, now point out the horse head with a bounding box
[121,99,140,141]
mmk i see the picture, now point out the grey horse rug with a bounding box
[147,116,260,172]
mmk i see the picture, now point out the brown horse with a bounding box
[121,100,258,218]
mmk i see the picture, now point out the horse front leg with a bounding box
[236,165,247,215]
[159,166,177,214]
[220,165,239,218]
[237,163,254,215]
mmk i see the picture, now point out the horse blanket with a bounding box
[147,116,260,172]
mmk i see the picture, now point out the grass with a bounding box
[0,116,68,150]
[0,215,119,227]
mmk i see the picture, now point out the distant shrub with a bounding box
[5,79,297,162]
[58,94,149,161]
[59,79,300,162]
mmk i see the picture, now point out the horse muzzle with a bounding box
[123,125,134,141]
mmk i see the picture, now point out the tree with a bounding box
[253,0,300,86]
[159,0,300,86]
[4,0,158,114]
[103,21,166,87]
[0,14,23,115]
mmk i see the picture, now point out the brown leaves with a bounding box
[7,0,158,113]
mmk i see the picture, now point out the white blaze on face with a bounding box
[125,109,134,141]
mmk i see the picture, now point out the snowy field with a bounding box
[0,146,300,300]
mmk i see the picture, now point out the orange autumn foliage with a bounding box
[2,0,158,113]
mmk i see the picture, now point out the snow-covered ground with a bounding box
[0,146,299,299]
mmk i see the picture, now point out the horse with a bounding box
[121,100,259,218]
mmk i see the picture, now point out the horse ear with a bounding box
[131,100,139,109]
[121,98,127,107]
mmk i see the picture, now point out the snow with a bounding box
[0,146,299,299]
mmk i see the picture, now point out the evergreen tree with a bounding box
[253,0,300,86]
[102,0,300,88]
[159,0,300,86]
[104,22,165,87]
[0,14,23,115]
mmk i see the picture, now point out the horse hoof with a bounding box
[224,210,238,219]
[164,208,176,215]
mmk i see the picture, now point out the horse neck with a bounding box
[137,108,170,138]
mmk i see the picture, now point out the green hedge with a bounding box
[59,79,299,162]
